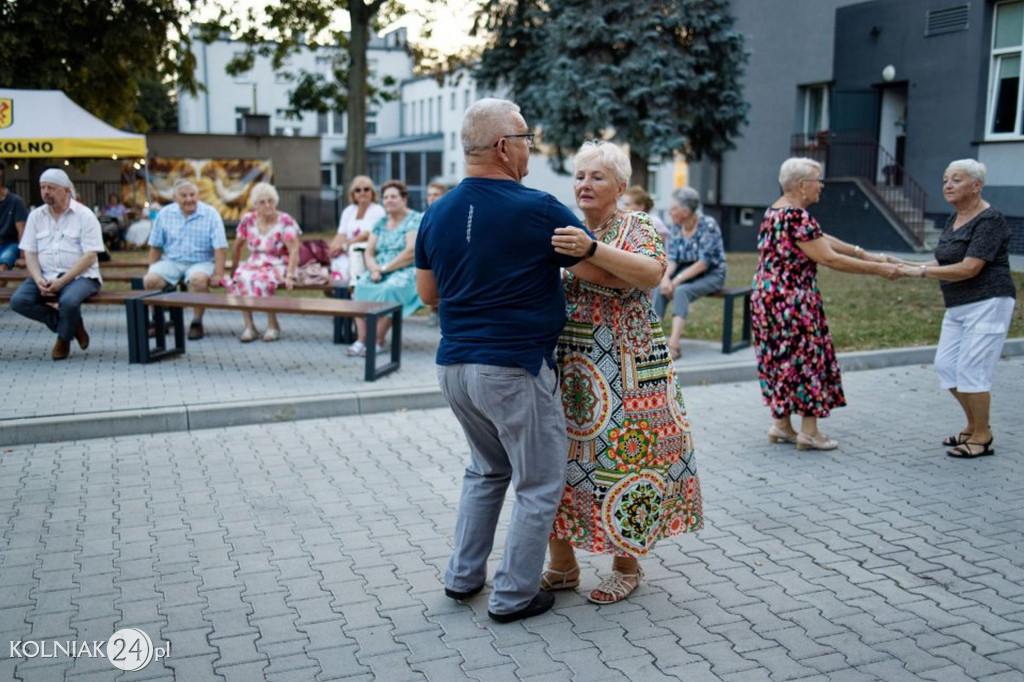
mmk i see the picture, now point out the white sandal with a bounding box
[587,566,643,604]
[239,327,257,343]
[346,341,365,356]
[262,328,280,342]
[540,565,581,592]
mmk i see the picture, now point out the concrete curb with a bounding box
[2,338,1021,446]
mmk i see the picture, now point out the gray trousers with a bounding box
[10,277,101,340]
[653,266,727,319]
[438,363,568,614]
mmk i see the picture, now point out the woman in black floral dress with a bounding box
[751,158,896,450]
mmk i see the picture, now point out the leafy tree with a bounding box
[135,77,179,133]
[204,0,411,189]
[0,0,198,131]
[473,0,749,187]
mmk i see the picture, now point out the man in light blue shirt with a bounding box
[144,179,228,339]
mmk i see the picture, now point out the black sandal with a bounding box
[941,432,972,447]
[947,438,994,458]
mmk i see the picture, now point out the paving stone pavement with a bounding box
[1,356,1022,681]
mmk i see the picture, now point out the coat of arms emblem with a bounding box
[0,99,12,129]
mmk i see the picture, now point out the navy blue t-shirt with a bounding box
[415,178,585,374]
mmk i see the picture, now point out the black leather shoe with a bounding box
[444,583,485,601]
[488,590,555,623]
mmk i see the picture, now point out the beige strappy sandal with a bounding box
[540,565,580,591]
[587,566,644,604]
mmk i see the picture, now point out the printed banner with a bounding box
[121,158,274,223]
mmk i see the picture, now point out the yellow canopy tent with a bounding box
[0,88,146,158]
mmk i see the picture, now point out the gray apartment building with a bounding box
[690,0,1024,255]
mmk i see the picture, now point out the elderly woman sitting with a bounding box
[228,182,301,342]
[653,187,727,359]
[347,179,423,356]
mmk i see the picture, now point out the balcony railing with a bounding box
[791,131,927,246]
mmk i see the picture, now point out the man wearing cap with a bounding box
[143,178,228,340]
[9,169,103,360]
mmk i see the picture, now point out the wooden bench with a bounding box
[131,292,401,381]
[0,288,160,360]
[708,287,753,354]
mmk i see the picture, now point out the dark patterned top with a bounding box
[665,214,726,271]
[934,208,1016,309]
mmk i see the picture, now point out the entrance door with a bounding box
[877,85,908,185]
[828,89,879,177]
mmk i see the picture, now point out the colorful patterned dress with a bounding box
[228,211,300,297]
[553,212,703,558]
[751,206,846,418]
[352,211,424,317]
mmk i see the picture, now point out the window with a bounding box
[317,111,344,135]
[367,110,378,136]
[450,132,456,150]
[988,0,1024,137]
[234,107,251,134]
[437,96,443,130]
[450,92,457,110]
[801,84,830,135]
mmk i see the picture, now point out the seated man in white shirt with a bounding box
[9,169,104,360]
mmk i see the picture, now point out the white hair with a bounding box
[461,98,521,153]
[778,157,822,191]
[249,181,279,206]
[945,159,986,184]
[572,141,631,185]
[671,187,701,212]
[173,178,198,195]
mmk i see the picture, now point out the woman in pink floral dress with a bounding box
[546,142,703,605]
[228,182,301,342]
[752,158,895,450]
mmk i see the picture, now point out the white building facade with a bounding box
[179,29,681,214]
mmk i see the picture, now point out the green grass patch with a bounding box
[680,253,1024,351]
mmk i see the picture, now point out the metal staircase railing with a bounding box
[790,131,928,247]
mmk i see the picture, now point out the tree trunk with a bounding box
[629,149,649,192]
[344,2,371,190]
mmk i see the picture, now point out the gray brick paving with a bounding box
[1,346,1023,679]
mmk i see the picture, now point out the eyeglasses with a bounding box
[353,187,372,193]
[801,177,826,185]
[493,133,535,148]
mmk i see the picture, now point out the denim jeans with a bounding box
[9,276,101,340]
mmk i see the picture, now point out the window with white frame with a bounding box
[988,0,1024,137]
[367,110,378,136]
[801,84,830,136]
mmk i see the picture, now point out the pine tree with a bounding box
[474,0,749,187]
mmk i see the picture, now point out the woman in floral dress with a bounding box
[546,142,703,604]
[228,182,301,342]
[347,180,423,356]
[752,158,894,450]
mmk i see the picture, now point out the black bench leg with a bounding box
[331,286,356,344]
[722,295,735,354]
[126,298,146,363]
[365,313,378,382]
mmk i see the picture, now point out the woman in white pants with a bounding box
[893,159,1017,458]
